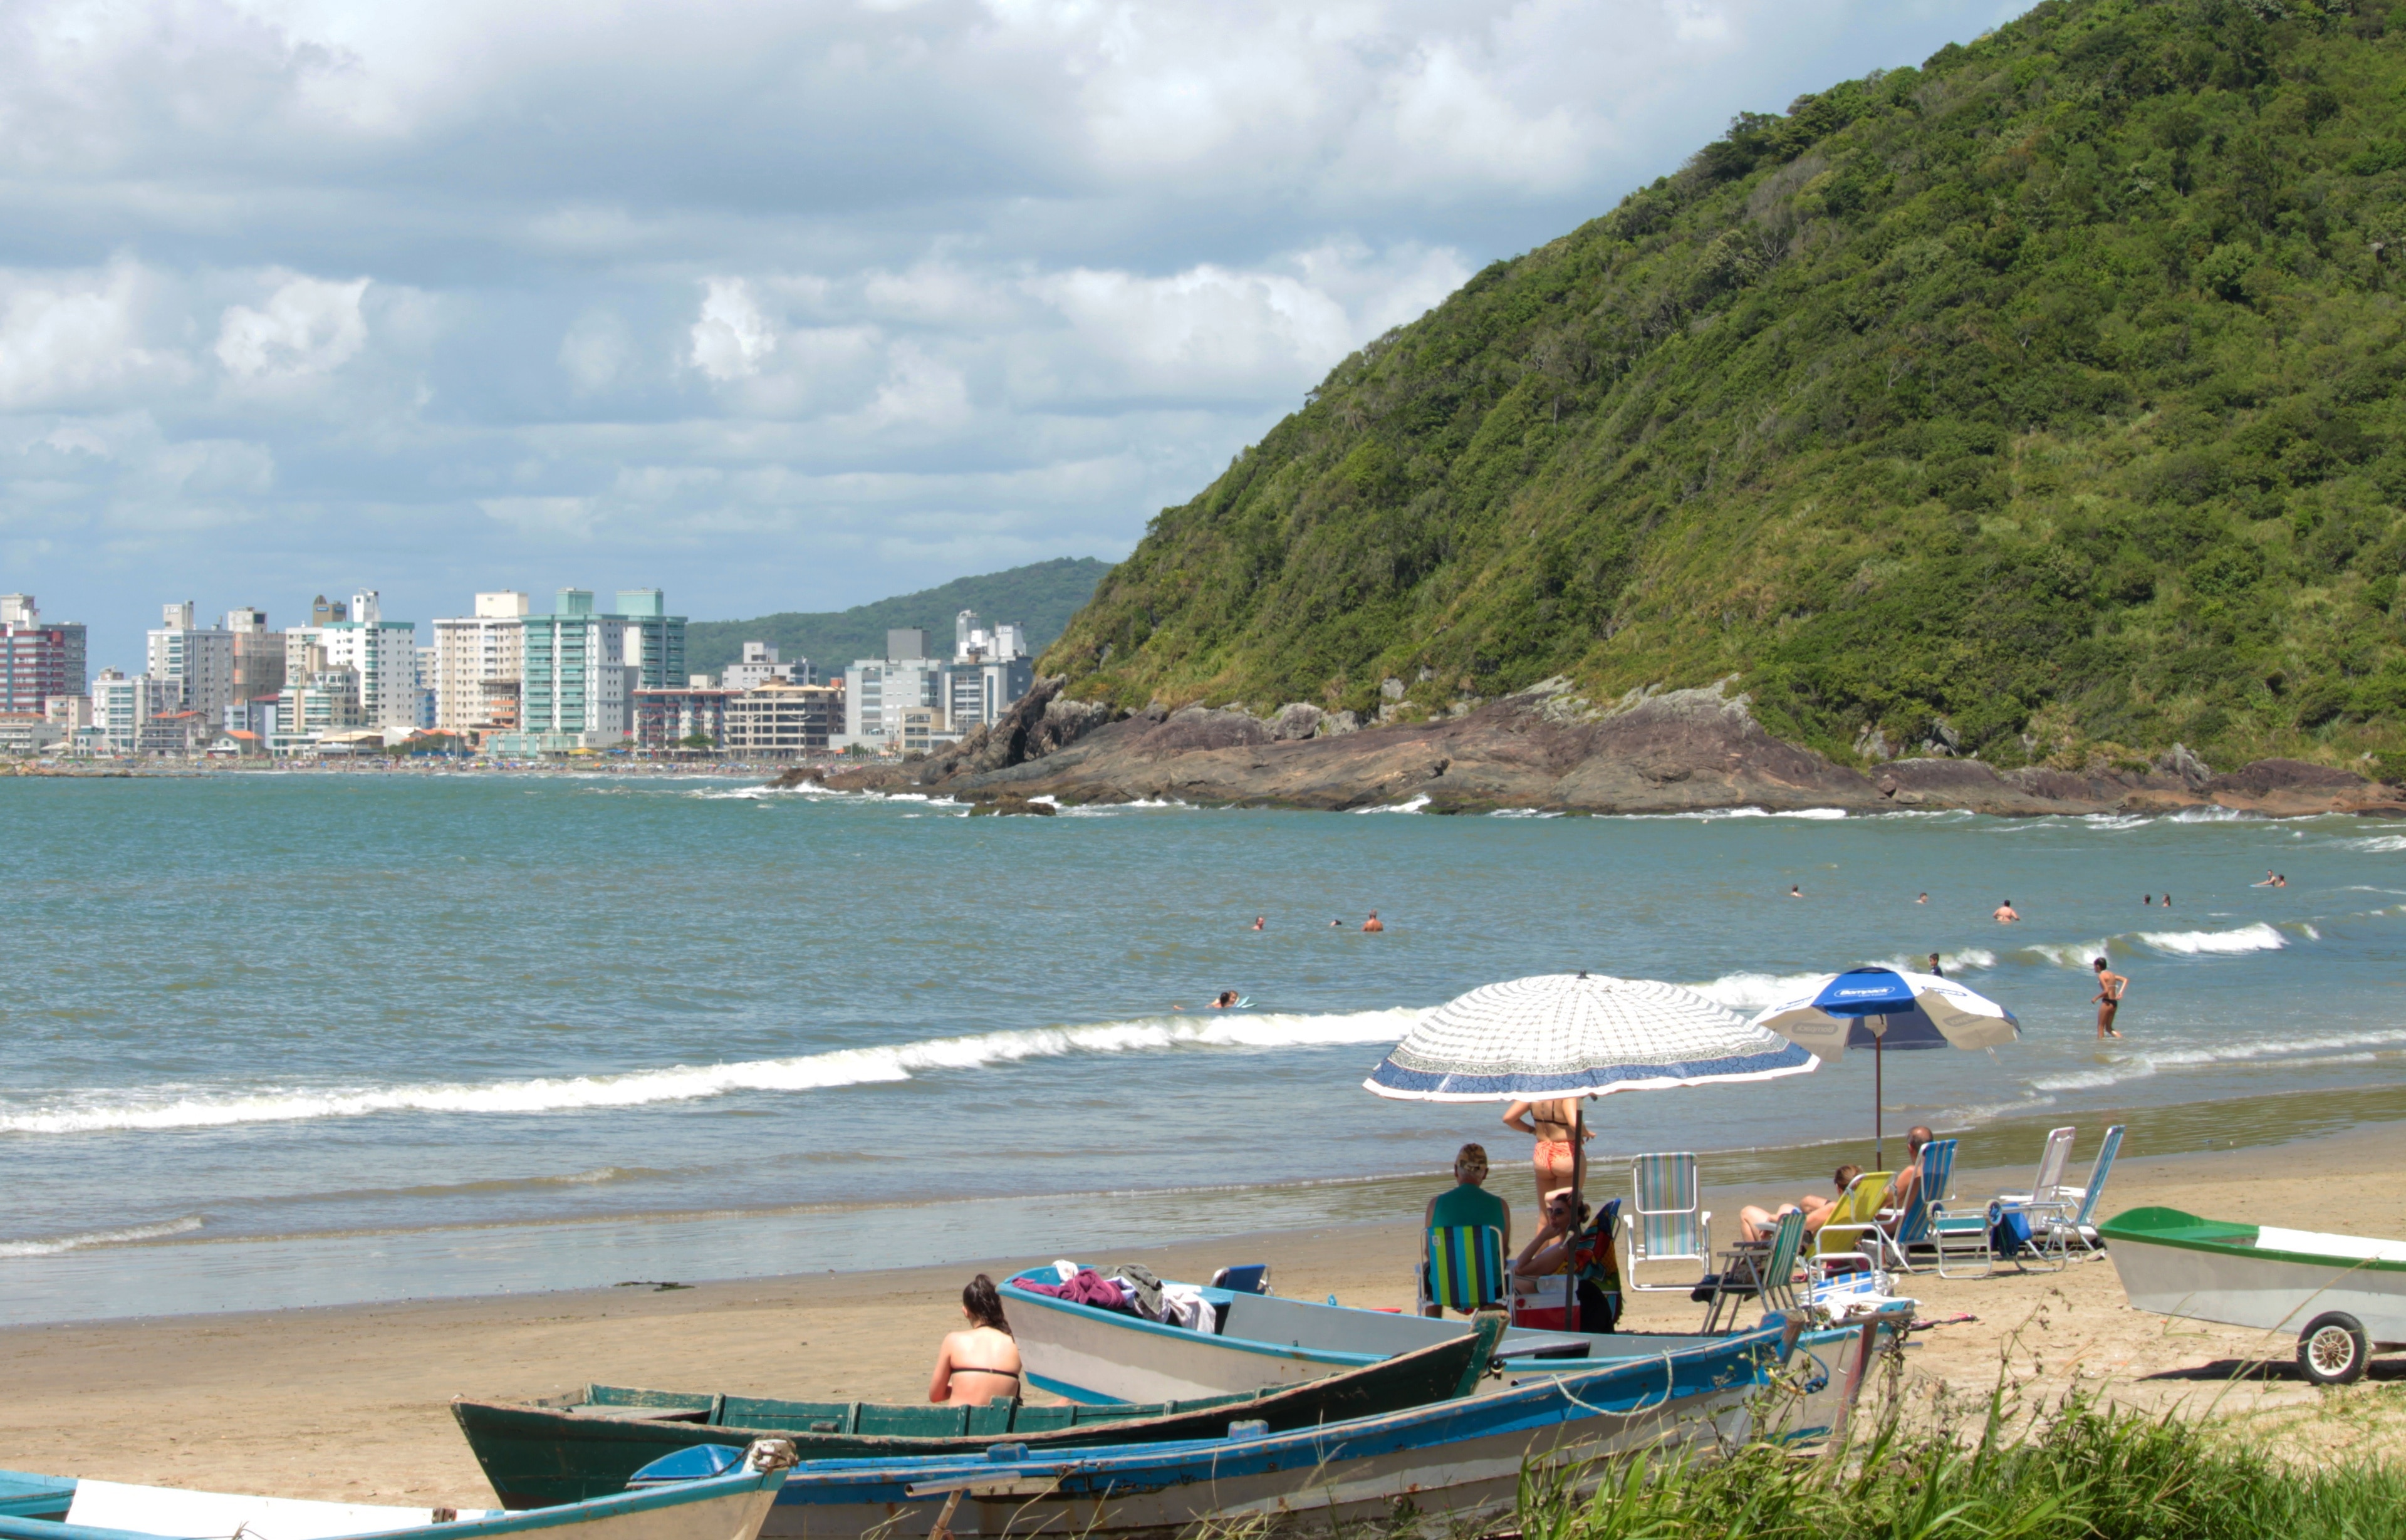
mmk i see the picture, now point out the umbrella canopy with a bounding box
[1748,965,2019,1167]
[1365,973,1819,1102]
[1749,967,2019,1059]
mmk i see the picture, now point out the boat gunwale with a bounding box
[2099,1207,2406,1278]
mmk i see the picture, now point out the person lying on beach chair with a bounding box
[1737,1164,1861,1244]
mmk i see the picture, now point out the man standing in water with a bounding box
[1994,898,2021,922]
[1363,912,1384,932]
[2091,957,2128,1039]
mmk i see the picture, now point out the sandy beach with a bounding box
[7,1120,2405,1507]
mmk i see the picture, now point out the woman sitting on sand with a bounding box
[929,1274,1021,1405]
[1737,1165,1861,1245]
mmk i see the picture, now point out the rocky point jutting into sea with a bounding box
[795,675,2406,818]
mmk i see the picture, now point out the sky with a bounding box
[0,0,2024,662]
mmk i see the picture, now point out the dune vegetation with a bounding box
[1046,0,2406,776]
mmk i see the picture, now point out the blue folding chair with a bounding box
[1887,1137,1957,1273]
[2039,1125,2123,1262]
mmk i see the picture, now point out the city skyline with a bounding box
[0,0,2020,652]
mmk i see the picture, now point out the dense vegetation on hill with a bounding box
[690,558,1108,676]
[1046,0,2406,773]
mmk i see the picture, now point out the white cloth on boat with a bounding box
[1159,1284,1217,1333]
[1051,1258,1081,1282]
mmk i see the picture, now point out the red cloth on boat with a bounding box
[1011,1268,1132,1313]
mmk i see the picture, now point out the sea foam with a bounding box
[0,1009,1430,1138]
[0,1217,204,1257]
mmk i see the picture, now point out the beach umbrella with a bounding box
[1365,973,1819,1216]
[1748,967,2019,1168]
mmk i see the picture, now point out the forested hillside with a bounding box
[690,558,1107,676]
[1046,0,2406,773]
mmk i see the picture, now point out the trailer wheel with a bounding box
[2298,1313,2370,1385]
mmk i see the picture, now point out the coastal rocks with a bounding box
[2157,742,2212,788]
[966,793,1055,816]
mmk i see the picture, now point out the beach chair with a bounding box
[1416,1225,1507,1314]
[1698,1207,1806,1334]
[1806,1170,1893,1289]
[1510,1199,1621,1332]
[1885,1137,1958,1273]
[1209,1264,1271,1294]
[2037,1125,2123,1262]
[1620,1153,1712,1292]
[1986,1125,2078,1273]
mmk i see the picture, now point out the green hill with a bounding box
[689,558,1110,677]
[1046,0,2406,775]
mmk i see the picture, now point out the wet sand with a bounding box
[8,1120,2405,1506]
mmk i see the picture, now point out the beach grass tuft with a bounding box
[1508,1392,2406,1540]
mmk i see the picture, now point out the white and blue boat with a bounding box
[1006,1264,1798,1404]
[0,1439,796,1540]
[757,1317,1799,1539]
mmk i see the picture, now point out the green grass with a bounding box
[1509,1392,2406,1540]
[1046,0,2406,775]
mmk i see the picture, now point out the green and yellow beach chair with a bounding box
[1811,1170,1893,1262]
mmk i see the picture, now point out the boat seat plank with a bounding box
[583,1385,711,1410]
[1008,1405,1076,1432]
[854,1405,971,1437]
[717,1397,852,1426]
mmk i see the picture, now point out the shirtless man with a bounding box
[1994,898,2021,922]
[2091,957,2127,1039]
[1503,1098,1591,1209]
[1738,1164,1862,1244]
[1251,916,1264,930]
[1362,912,1384,932]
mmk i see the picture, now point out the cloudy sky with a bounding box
[1,0,2019,658]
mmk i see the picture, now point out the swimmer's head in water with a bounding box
[1454,1143,1490,1183]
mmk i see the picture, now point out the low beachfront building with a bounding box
[634,685,731,751]
[724,680,841,758]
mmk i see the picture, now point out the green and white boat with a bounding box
[2097,1206,2406,1384]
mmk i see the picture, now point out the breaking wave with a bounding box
[0,1217,205,1257]
[2028,1028,2406,1093]
[2019,922,2299,967]
[1354,795,1431,814]
[0,1010,1430,1138]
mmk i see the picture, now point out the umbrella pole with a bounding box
[1874,1029,1885,1170]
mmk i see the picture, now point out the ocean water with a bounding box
[3,774,2401,1324]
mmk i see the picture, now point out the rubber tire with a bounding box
[2298,1312,2370,1385]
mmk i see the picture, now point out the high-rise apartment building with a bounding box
[0,595,87,714]
[430,591,528,734]
[91,668,177,754]
[511,588,686,749]
[147,601,236,723]
[290,590,416,729]
[722,642,809,690]
[226,606,286,702]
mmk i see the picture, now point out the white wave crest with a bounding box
[2030,1028,2406,1093]
[1488,808,1564,819]
[2136,923,2287,955]
[2023,939,2114,969]
[1686,970,1831,1011]
[0,1217,204,1257]
[0,1010,1430,1138]
[1625,806,1846,821]
[1877,947,1997,975]
[1355,795,1430,814]
[2350,835,2406,853]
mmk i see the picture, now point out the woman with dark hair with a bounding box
[929,1273,1022,1405]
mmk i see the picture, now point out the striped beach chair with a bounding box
[2039,1125,2123,1262]
[1417,1225,1506,1314]
[1621,1152,1712,1292]
[1887,1137,1958,1272]
[1699,1205,1806,1334]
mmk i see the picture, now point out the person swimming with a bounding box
[1789,885,1803,898]
[1209,990,1239,1009]
[1994,898,2021,922]
[1362,912,1384,932]
[1251,916,1265,930]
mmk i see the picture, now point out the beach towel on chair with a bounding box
[1990,1209,2033,1259]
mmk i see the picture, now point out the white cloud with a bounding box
[688,278,778,382]
[214,275,370,382]
[0,260,188,409]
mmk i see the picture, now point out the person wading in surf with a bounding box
[2091,957,2128,1040]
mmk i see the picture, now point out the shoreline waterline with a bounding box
[9,1080,2401,1331]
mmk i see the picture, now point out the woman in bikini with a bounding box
[1502,1098,1591,1209]
[928,1274,1021,1405]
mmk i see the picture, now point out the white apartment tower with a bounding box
[430,591,529,733]
[285,590,416,730]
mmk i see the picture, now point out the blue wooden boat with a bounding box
[754,1318,1801,1538]
[0,1440,796,1540]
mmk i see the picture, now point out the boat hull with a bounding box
[1006,1269,1781,1403]
[2101,1208,2406,1343]
[456,1324,1497,1509]
[759,1319,1793,1539]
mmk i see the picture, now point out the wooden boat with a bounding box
[454,1319,1502,1509]
[0,1440,794,1540]
[754,1316,1802,1539]
[2099,1205,2406,1384]
[1002,1265,1768,1403]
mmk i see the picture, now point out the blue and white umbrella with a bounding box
[1749,966,2019,1165]
[1366,974,1818,1101]
[1366,973,1818,1217]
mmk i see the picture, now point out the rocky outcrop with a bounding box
[966,793,1055,816]
[774,680,2406,818]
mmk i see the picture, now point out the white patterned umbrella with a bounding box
[1364,974,1819,1102]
